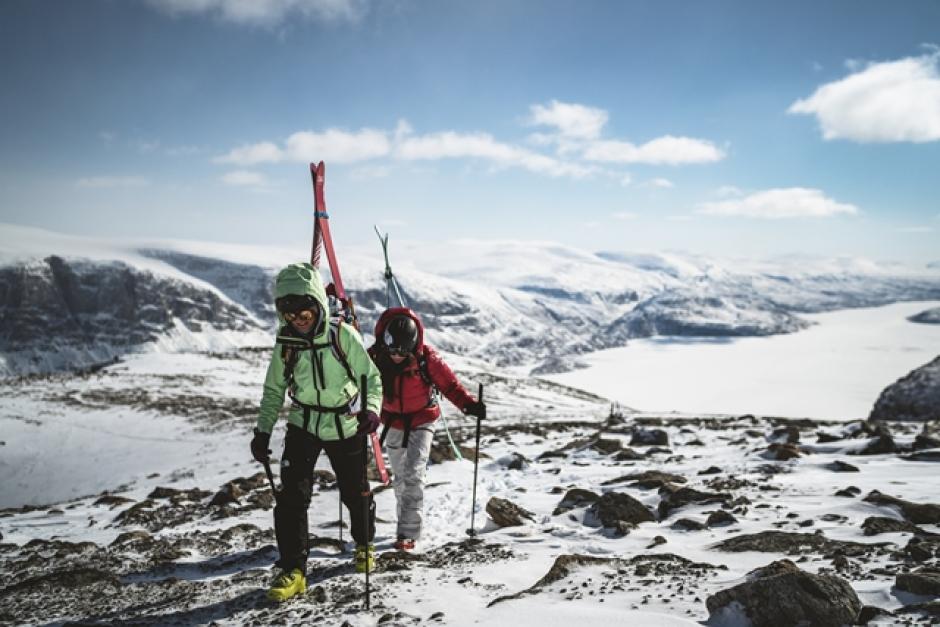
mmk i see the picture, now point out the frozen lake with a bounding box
[548,300,940,421]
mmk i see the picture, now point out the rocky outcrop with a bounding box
[909,307,940,324]
[713,531,887,557]
[585,492,655,533]
[896,568,940,596]
[706,559,862,627]
[485,497,535,527]
[863,490,940,525]
[657,486,732,518]
[869,356,940,422]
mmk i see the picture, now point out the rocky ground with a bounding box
[2,394,940,626]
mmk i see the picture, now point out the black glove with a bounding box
[464,401,486,420]
[251,429,271,463]
[356,410,381,436]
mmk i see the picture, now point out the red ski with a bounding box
[309,161,390,485]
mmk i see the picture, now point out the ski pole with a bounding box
[360,374,371,610]
[466,383,484,537]
[262,458,278,497]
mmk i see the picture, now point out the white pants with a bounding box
[385,422,436,540]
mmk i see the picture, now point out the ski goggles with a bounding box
[387,347,411,357]
[283,309,318,324]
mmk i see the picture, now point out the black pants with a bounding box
[274,423,375,573]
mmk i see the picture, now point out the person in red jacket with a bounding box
[369,307,485,550]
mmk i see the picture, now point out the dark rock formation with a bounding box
[585,492,655,530]
[863,490,940,524]
[485,497,535,527]
[707,510,738,527]
[896,568,940,596]
[601,470,686,489]
[629,428,669,446]
[705,559,862,627]
[658,486,732,519]
[827,460,859,472]
[869,355,940,422]
[862,516,938,537]
[552,489,599,516]
[713,531,887,557]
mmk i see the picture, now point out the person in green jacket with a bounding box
[250,262,383,602]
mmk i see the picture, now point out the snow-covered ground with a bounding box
[550,300,940,421]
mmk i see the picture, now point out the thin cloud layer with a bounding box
[583,135,725,165]
[213,101,724,178]
[789,50,940,143]
[698,188,858,219]
[221,170,268,186]
[76,176,150,188]
[146,0,366,26]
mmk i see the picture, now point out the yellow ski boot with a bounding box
[355,544,375,573]
[267,568,306,601]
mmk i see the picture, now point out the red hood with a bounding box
[374,307,426,353]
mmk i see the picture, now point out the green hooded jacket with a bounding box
[256,262,382,440]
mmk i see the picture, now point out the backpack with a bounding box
[278,317,355,395]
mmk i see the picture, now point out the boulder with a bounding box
[589,438,622,455]
[658,485,732,519]
[614,447,646,461]
[485,497,535,528]
[585,492,655,529]
[862,516,936,537]
[863,490,940,524]
[713,531,885,557]
[869,355,940,422]
[552,489,599,516]
[706,559,862,627]
[765,442,801,460]
[896,568,940,597]
[630,428,669,446]
[601,470,686,489]
[827,460,859,472]
[707,510,738,527]
[855,434,897,455]
[672,518,706,531]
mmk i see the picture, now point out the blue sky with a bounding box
[1,0,938,263]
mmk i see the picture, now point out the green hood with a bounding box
[274,262,329,339]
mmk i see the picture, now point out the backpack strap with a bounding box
[328,319,356,383]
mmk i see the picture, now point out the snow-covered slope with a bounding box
[3,224,940,376]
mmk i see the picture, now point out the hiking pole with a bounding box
[466,383,484,537]
[359,374,372,610]
[262,458,278,496]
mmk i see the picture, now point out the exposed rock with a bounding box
[909,307,940,324]
[658,485,732,519]
[913,432,940,450]
[713,531,888,557]
[589,438,622,455]
[585,492,655,529]
[629,428,669,447]
[485,497,535,528]
[862,516,937,537]
[896,601,940,617]
[706,559,862,627]
[769,425,800,444]
[552,489,599,516]
[614,448,646,461]
[93,494,135,509]
[896,568,940,596]
[707,510,738,527]
[854,434,897,455]
[601,470,687,489]
[767,442,802,460]
[856,605,894,625]
[209,482,243,507]
[672,518,706,531]
[905,537,940,562]
[864,490,940,524]
[834,486,861,498]
[903,450,940,462]
[816,431,843,443]
[869,355,940,422]
[827,460,859,472]
[698,466,722,475]
[498,452,531,470]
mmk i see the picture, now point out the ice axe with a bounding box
[466,383,485,537]
[261,457,279,499]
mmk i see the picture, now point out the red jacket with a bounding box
[370,307,475,430]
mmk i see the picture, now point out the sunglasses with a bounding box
[387,347,411,356]
[283,309,317,324]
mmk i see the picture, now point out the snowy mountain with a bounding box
[869,355,940,422]
[3,224,940,376]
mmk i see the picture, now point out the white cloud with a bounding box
[788,50,940,143]
[612,211,637,220]
[697,187,858,219]
[284,129,390,163]
[620,174,633,187]
[214,129,389,165]
[221,170,268,186]
[395,130,591,178]
[647,177,674,189]
[896,226,934,233]
[214,141,283,165]
[529,100,609,140]
[146,0,366,26]
[715,185,744,198]
[583,135,725,165]
[76,176,150,188]
[349,165,392,180]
